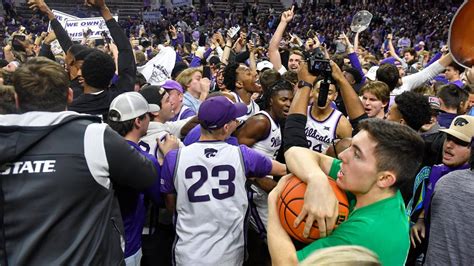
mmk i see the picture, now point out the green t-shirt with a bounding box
[296,159,410,266]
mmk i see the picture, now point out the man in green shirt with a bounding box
[268,118,424,266]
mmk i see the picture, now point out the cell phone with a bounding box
[95,39,105,46]
[203,66,212,79]
[229,25,240,39]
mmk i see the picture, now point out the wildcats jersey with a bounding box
[230,92,260,124]
[252,111,281,159]
[305,106,342,153]
[173,142,248,266]
[249,111,281,240]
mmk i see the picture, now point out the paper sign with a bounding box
[48,10,79,32]
[63,15,119,41]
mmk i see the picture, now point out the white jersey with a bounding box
[305,106,342,153]
[173,142,247,266]
[248,111,281,239]
[251,111,281,159]
[230,91,260,124]
[138,120,187,163]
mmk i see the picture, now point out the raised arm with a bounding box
[28,0,73,53]
[269,6,294,72]
[387,34,407,68]
[86,0,136,92]
[330,61,365,120]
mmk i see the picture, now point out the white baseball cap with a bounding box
[108,92,160,122]
[366,66,379,81]
[257,60,274,72]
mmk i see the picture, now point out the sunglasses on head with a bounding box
[446,134,470,147]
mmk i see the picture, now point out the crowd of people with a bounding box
[1,0,474,265]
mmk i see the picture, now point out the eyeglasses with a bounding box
[446,134,470,147]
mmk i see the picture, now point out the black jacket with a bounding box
[68,18,136,116]
[0,111,158,265]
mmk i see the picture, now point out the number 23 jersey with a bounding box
[160,141,272,266]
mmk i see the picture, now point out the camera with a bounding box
[304,49,332,78]
[304,50,333,108]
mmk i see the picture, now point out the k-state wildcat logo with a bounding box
[453,117,469,127]
[204,148,218,158]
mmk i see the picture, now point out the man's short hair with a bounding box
[289,48,304,58]
[175,67,202,91]
[359,119,424,190]
[376,64,400,92]
[223,62,240,92]
[259,69,281,92]
[437,84,469,111]
[13,57,70,112]
[0,85,16,114]
[395,91,432,131]
[107,111,147,137]
[360,81,390,104]
[403,48,417,58]
[448,61,465,74]
[82,50,116,89]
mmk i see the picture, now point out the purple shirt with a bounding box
[121,141,161,257]
[161,143,272,194]
[169,106,196,122]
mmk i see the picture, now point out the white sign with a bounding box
[48,10,79,31]
[143,11,161,23]
[63,16,118,41]
[137,46,176,85]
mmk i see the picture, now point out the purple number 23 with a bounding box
[185,165,236,202]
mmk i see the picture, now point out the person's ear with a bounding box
[14,92,19,109]
[67,88,74,105]
[235,80,243,89]
[377,171,396,189]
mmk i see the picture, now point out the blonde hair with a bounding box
[299,245,381,266]
[175,67,202,91]
[360,81,390,104]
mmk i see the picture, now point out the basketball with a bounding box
[277,175,350,244]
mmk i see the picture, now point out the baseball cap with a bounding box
[257,60,274,72]
[140,85,167,109]
[161,80,183,93]
[428,96,441,110]
[366,66,379,81]
[439,115,474,143]
[198,96,247,129]
[109,92,160,122]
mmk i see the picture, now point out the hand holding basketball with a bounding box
[276,175,349,243]
[296,177,339,238]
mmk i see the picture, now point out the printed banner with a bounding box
[63,16,118,41]
[137,46,176,85]
[48,10,79,31]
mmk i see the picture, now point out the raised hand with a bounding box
[280,5,294,24]
[84,0,106,10]
[27,0,53,18]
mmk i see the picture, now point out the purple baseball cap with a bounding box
[198,96,247,129]
[162,80,184,93]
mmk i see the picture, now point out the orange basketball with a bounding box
[277,175,350,244]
